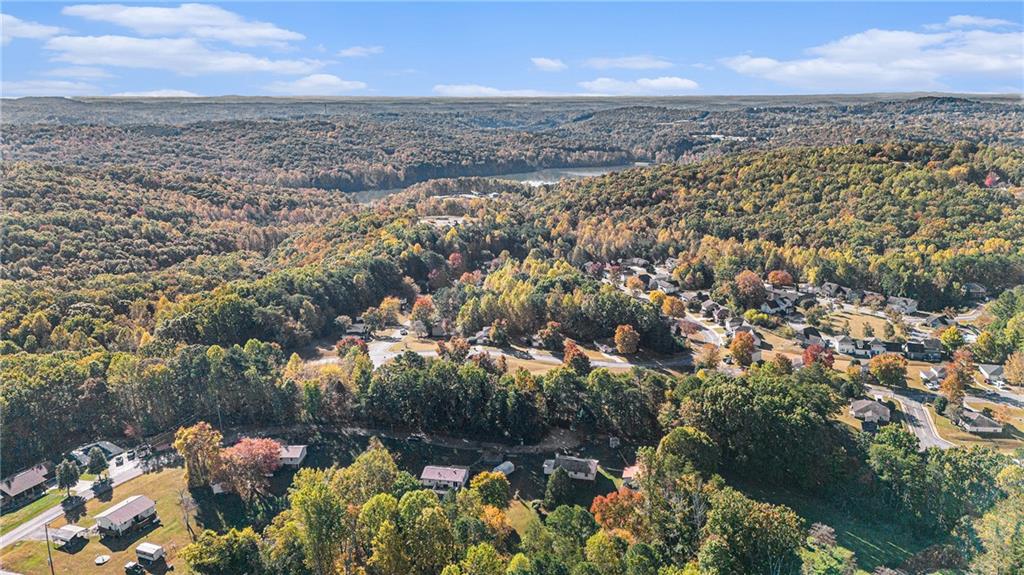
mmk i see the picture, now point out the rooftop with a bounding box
[420,466,469,483]
[1,464,49,498]
[95,495,156,525]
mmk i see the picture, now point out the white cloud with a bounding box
[111,89,200,97]
[579,76,699,95]
[2,13,62,45]
[584,55,673,70]
[926,15,1017,31]
[265,74,367,95]
[432,84,558,97]
[531,57,567,72]
[724,27,1023,91]
[45,66,113,79]
[2,79,100,97]
[338,45,383,57]
[45,35,322,75]
[62,3,303,47]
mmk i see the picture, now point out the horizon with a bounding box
[3,2,1022,98]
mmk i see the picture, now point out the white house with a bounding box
[135,542,166,563]
[419,466,469,493]
[959,411,1003,435]
[833,335,855,355]
[95,495,157,536]
[543,454,599,481]
[920,366,947,389]
[278,445,308,468]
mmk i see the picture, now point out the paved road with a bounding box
[869,385,953,450]
[0,459,143,549]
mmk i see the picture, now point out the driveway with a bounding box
[0,459,143,549]
[869,385,953,450]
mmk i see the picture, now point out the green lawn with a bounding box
[0,490,66,536]
[738,482,939,572]
[0,466,254,575]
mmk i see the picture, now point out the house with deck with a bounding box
[95,495,157,536]
[543,454,599,481]
[0,464,50,507]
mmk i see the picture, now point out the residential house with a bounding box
[622,465,641,489]
[921,314,952,330]
[905,338,943,362]
[95,495,157,536]
[543,454,599,481]
[700,300,720,318]
[959,411,1003,435]
[978,364,1006,386]
[724,318,744,334]
[0,464,50,507]
[852,337,888,358]
[278,445,308,468]
[886,296,919,314]
[70,441,124,468]
[419,466,469,493]
[849,399,891,424]
[920,366,947,389]
[795,326,823,348]
[346,323,367,335]
[833,335,856,355]
[963,283,988,299]
[820,282,845,299]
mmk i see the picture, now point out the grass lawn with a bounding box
[0,490,67,536]
[738,482,939,573]
[506,500,539,536]
[827,311,891,339]
[0,466,251,575]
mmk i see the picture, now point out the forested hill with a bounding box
[2,96,1020,193]
[517,142,1024,305]
[1,162,351,280]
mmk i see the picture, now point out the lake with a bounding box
[351,163,639,203]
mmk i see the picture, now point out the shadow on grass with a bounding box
[98,519,161,552]
[55,536,88,555]
[62,496,87,524]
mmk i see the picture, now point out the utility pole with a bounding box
[43,521,56,575]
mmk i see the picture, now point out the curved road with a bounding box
[869,385,953,450]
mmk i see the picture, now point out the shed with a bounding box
[51,525,88,545]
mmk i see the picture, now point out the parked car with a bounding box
[408,433,426,443]
[400,329,409,336]
[115,456,124,466]
[125,562,144,574]
[126,450,136,461]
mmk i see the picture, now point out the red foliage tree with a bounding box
[802,344,835,369]
[219,438,282,501]
[591,488,647,540]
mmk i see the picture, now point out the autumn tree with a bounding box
[695,343,721,370]
[802,344,835,369]
[625,276,646,294]
[411,296,436,330]
[698,488,804,575]
[767,270,794,287]
[1004,350,1024,387]
[661,296,686,318]
[939,326,965,353]
[470,471,511,508]
[941,349,975,416]
[181,527,263,575]
[174,422,224,488]
[734,270,768,309]
[564,340,592,375]
[437,337,471,363]
[614,325,640,355]
[730,331,756,367]
[219,437,282,501]
[290,468,346,575]
[868,353,907,388]
[590,488,647,539]
[380,296,402,326]
[363,306,387,336]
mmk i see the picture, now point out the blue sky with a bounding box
[2,2,1021,97]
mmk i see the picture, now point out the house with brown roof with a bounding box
[959,411,1004,435]
[543,454,599,481]
[0,464,50,506]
